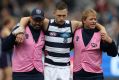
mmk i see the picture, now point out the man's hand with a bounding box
[99,26,111,43]
[101,33,112,43]
[15,33,25,44]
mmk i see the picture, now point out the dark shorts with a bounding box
[0,51,12,68]
[0,52,8,68]
[73,75,104,80]
[73,69,104,80]
[13,69,44,80]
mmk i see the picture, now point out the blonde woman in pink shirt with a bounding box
[73,9,118,80]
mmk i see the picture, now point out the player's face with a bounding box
[54,9,68,25]
[83,14,97,29]
[30,17,44,30]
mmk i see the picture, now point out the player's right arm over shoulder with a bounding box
[20,17,49,31]
[16,17,49,43]
[20,17,30,28]
[14,17,30,43]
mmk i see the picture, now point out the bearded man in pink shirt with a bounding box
[2,8,45,80]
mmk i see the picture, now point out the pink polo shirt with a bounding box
[73,28,103,73]
[12,26,45,72]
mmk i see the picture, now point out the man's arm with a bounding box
[96,23,107,34]
[43,18,49,31]
[71,20,82,33]
[101,33,118,57]
[19,17,49,31]
[15,17,49,43]
[19,17,30,28]
[11,23,25,44]
[71,20,107,34]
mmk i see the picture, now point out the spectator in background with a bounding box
[0,24,3,80]
[22,9,30,17]
[62,0,75,12]
[0,8,16,80]
[1,8,16,36]
[2,0,14,16]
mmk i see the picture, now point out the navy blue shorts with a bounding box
[73,75,104,80]
[13,73,44,80]
[13,69,44,80]
[0,51,12,68]
[0,52,8,68]
[73,69,104,80]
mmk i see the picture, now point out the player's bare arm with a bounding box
[19,17,49,32]
[15,17,49,43]
[71,20,82,33]
[101,33,112,44]
[43,18,49,31]
[96,23,107,34]
[71,20,107,34]
[20,17,30,28]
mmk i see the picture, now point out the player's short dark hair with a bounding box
[55,1,68,10]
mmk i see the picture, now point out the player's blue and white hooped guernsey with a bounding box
[45,19,73,66]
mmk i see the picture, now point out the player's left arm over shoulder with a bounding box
[71,20,82,33]
[101,34,118,57]
[96,23,107,34]
[71,20,106,34]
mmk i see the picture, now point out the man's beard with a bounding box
[33,25,41,30]
[30,23,41,30]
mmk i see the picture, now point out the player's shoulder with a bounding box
[44,18,49,23]
[43,18,49,31]
[71,20,81,27]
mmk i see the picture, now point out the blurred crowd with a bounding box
[0,0,119,40]
[0,0,119,80]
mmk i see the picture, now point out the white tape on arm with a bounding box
[12,23,25,35]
